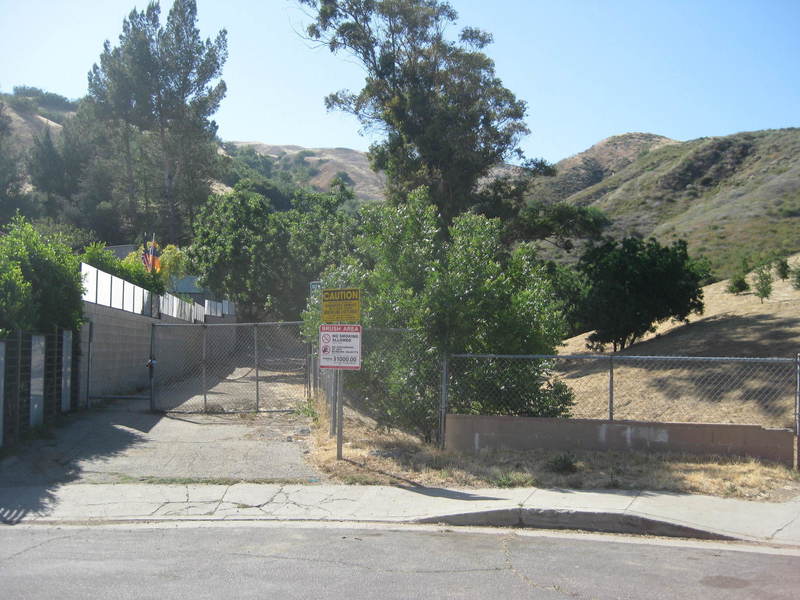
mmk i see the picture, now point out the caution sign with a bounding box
[321,288,360,323]
[319,324,362,370]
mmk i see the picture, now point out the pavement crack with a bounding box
[501,534,587,599]
[214,484,234,514]
[519,488,539,506]
[0,533,80,563]
[257,485,285,509]
[623,491,642,511]
[770,512,800,540]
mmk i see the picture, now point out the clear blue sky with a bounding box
[1,0,798,163]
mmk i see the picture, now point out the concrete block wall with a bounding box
[80,302,160,399]
[78,303,239,402]
[446,414,798,468]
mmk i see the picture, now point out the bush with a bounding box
[727,274,750,295]
[0,216,83,333]
[775,258,790,280]
[546,452,579,474]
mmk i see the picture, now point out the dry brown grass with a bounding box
[559,259,800,428]
[306,398,800,502]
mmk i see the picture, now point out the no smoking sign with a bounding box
[319,324,362,370]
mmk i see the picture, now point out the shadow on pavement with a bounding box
[0,399,162,524]
[396,485,505,501]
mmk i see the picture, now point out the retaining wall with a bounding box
[445,414,797,467]
[79,302,237,401]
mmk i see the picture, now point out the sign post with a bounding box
[320,288,361,460]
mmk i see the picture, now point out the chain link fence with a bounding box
[313,347,800,456]
[151,322,309,413]
[446,354,799,433]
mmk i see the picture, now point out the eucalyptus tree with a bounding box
[88,0,228,242]
[300,0,545,225]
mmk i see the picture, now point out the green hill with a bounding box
[529,129,800,278]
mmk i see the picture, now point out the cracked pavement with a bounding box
[3,481,800,546]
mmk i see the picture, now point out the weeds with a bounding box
[545,452,579,474]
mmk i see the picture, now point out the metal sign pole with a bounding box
[329,370,336,437]
[336,369,344,460]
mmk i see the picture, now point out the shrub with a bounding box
[0,216,83,333]
[727,274,750,295]
[546,452,579,474]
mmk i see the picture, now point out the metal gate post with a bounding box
[254,324,260,412]
[608,355,614,421]
[439,355,449,449]
[15,329,22,443]
[85,321,93,408]
[795,353,799,470]
[149,323,155,412]
[202,324,208,412]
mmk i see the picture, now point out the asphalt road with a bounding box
[1,523,798,599]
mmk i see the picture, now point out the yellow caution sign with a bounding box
[321,288,361,323]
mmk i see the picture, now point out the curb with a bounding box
[415,508,740,541]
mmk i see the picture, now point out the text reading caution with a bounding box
[321,288,361,323]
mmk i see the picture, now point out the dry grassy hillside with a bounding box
[229,141,386,203]
[5,104,63,153]
[556,259,800,429]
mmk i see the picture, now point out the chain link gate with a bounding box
[150,322,310,413]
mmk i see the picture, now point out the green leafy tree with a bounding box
[301,0,546,225]
[0,216,84,332]
[190,185,356,320]
[579,237,707,351]
[508,201,610,251]
[88,0,228,242]
[304,188,572,440]
[753,265,773,303]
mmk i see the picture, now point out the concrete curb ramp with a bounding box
[416,509,738,541]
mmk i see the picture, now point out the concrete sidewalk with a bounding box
[2,482,799,545]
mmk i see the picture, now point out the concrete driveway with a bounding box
[0,398,323,488]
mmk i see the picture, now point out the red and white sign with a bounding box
[319,324,362,370]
